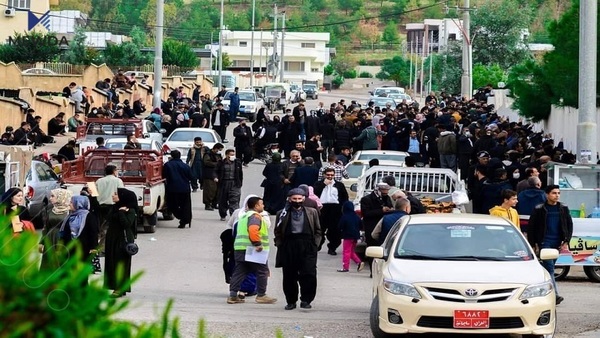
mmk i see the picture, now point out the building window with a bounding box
[311,68,319,72]
[239,41,248,47]
[233,60,251,67]
[301,42,315,48]
[261,42,273,48]
[284,61,305,72]
[8,0,30,9]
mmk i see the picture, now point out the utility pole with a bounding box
[279,11,285,82]
[249,0,256,87]
[428,31,433,94]
[578,0,598,163]
[152,0,164,109]
[409,40,413,92]
[259,30,263,76]
[218,0,224,89]
[460,0,472,99]
[209,32,213,77]
[272,4,278,81]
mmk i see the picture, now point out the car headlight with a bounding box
[519,281,553,300]
[383,279,421,299]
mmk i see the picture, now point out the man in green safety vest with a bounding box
[227,196,277,305]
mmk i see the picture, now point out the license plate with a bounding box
[453,310,490,329]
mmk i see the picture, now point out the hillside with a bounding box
[53,0,571,59]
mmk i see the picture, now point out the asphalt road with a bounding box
[38,89,600,338]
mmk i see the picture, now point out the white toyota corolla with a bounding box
[367,213,557,338]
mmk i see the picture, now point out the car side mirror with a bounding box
[159,128,166,134]
[366,246,384,259]
[539,248,559,260]
[350,183,358,192]
[143,133,150,138]
[368,91,373,95]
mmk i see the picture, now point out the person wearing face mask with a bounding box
[274,188,322,310]
[233,118,253,167]
[215,149,244,221]
[203,143,225,210]
[360,182,393,277]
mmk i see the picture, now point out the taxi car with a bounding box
[367,214,557,338]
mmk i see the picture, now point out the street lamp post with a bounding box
[250,0,256,87]
[152,0,164,109]
[218,0,224,89]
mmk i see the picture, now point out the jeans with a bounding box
[541,241,561,295]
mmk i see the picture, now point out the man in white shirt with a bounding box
[312,167,349,255]
[96,164,125,254]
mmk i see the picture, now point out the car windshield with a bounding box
[374,89,400,96]
[395,223,533,261]
[370,98,396,106]
[346,163,367,178]
[86,123,137,136]
[168,130,215,142]
[238,92,255,101]
[356,153,407,162]
[304,85,316,90]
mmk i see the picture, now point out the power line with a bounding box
[0,1,445,37]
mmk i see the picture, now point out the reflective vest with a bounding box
[233,210,269,251]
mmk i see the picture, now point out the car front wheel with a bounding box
[583,266,600,282]
[554,266,570,281]
[370,295,401,338]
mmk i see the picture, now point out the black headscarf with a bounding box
[115,188,138,210]
[1,188,22,207]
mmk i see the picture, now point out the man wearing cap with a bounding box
[313,167,349,255]
[212,102,230,142]
[274,188,322,310]
[360,182,393,277]
[467,151,491,196]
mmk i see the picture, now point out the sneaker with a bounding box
[284,303,296,310]
[357,261,365,272]
[192,189,198,193]
[337,269,349,273]
[220,217,226,221]
[556,295,564,305]
[227,296,245,304]
[255,295,277,304]
[300,301,312,309]
[328,250,337,256]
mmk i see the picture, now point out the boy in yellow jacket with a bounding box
[489,189,520,229]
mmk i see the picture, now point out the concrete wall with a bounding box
[488,89,600,155]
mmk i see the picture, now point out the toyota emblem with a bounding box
[465,288,479,297]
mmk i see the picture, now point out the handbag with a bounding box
[123,228,139,256]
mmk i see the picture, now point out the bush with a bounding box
[0,212,192,337]
[342,69,357,79]
[324,64,334,76]
[358,59,368,66]
[359,71,373,78]
[332,75,344,88]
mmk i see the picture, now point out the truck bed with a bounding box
[62,149,164,186]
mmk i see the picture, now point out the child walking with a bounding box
[338,201,365,272]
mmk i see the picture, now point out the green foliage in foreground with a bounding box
[0,215,186,337]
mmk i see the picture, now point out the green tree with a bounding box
[472,64,507,90]
[381,22,400,45]
[471,0,533,69]
[324,64,334,76]
[376,56,410,86]
[0,31,61,63]
[430,41,463,94]
[89,0,125,33]
[337,0,363,15]
[62,28,102,65]
[52,0,92,12]
[212,53,232,69]
[163,39,199,68]
[506,59,552,121]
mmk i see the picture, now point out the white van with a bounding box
[370,86,406,97]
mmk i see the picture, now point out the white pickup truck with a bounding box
[76,118,164,155]
[61,149,169,233]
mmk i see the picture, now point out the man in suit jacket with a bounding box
[274,188,322,311]
[313,167,349,255]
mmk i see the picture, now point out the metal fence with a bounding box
[17,63,196,77]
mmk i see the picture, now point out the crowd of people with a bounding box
[3,81,579,308]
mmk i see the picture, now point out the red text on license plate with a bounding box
[453,310,490,329]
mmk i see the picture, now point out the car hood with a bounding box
[387,259,546,284]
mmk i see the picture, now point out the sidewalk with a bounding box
[575,330,600,337]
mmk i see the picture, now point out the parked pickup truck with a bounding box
[76,118,164,155]
[350,166,467,214]
[61,149,169,233]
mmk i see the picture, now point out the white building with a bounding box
[47,10,129,48]
[406,18,464,55]
[208,30,331,87]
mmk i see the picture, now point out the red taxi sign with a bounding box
[453,310,490,329]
